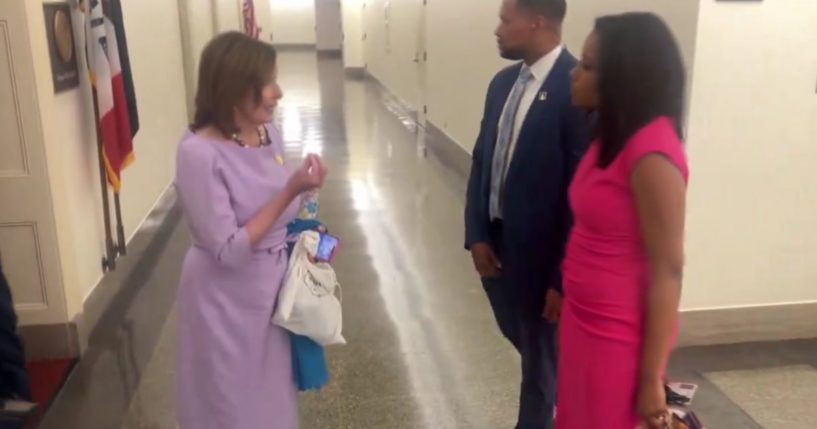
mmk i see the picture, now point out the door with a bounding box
[0,1,68,325]
[414,0,427,128]
[315,0,343,52]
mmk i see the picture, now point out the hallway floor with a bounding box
[36,52,817,429]
[122,51,521,429]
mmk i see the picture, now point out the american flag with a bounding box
[242,0,260,39]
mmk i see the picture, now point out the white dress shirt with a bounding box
[497,45,563,178]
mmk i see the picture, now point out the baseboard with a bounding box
[678,301,817,347]
[363,72,421,131]
[361,71,469,179]
[344,67,365,80]
[274,43,316,51]
[19,323,79,360]
[317,49,343,59]
[424,121,472,181]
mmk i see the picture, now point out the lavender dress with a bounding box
[174,125,300,429]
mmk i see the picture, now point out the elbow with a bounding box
[210,229,253,268]
[214,250,249,269]
[651,257,685,295]
[668,254,685,284]
[650,250,684,285]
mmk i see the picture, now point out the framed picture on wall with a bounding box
[43,2,80,93]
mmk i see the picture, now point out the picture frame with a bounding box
[43,2,80,93]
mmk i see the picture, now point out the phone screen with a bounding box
[315,233,339,262]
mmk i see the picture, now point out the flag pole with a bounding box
[83,0,134,263]
[91,87,118,271]
[114,193,126,255]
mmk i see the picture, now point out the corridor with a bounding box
[33,52,817,429]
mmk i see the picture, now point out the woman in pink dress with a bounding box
[175,33,327,429]
[555,13,688,429]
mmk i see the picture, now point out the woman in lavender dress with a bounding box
[174,32,327,429]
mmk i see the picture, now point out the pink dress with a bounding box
[556,117,688,429]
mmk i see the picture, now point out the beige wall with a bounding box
[214,0,242,33]
[363,0,430,109]
[424,0,507,148]
[360,0,817,311]
[179,0,218,118]
[255,0,274,43]
[24,1,87,319]
[561,1,700,92]
[269,0,317,45]
[365,0,700,152]
[25,0,189,319]
[561,0,701,129]
[316,0,343,51]
[187,1,218,77]
[341,0,364,68]
[683,0,817,309]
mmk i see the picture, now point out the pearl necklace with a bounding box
[231,126,271,148]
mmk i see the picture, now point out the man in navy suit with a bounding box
[0,257,35,428]
[464,0,588,427]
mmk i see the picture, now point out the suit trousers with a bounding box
[0,263,30,401]
[481,221,558,429]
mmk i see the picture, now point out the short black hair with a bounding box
[594,12,686,168]
[517,0,567,22]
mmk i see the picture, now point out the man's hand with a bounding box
[542,288,563,322]
[470,242,502,278]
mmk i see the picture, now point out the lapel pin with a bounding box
[539,91,548,101]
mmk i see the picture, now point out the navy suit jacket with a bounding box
[464,49,589,299]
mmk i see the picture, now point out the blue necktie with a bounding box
[490,67,533,220]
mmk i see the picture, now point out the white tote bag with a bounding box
[273,231,345,346]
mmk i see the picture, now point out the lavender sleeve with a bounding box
[175,140,252,267]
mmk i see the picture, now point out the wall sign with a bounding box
[43,3,80,93]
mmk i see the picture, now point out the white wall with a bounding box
[24,1,90,320]
[341,0,364,68]
[269,0,317,45]
[561,0,701,129]
[359,0,817,312]
[316,0,343,51]
[255,0,275,42]
[365,0,700,152]
[363,0,432,109]
[214,0,242,33]
[25,0,189,318]
[424,0,507,148]
[179,0,217,118]
[683,0,817,309]
[561,1,700,89]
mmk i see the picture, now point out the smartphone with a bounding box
[315,233,340,262]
